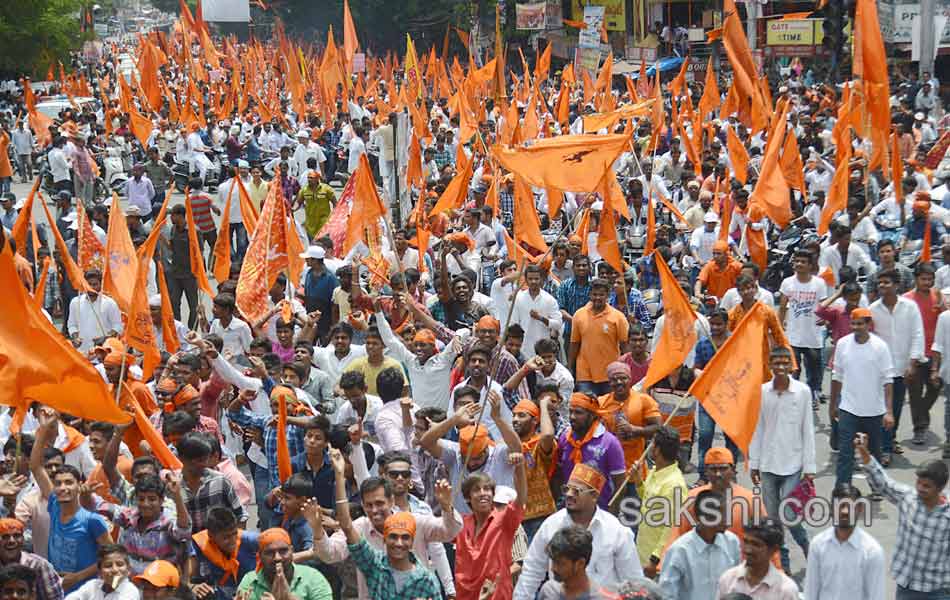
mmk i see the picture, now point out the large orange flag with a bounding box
[212,182,235,283]
[37,194,88,292]
[818,144,853,235]
[342,0,360,68]
[128,108,154,148]
[429,152,473,216]
[102,192,138,313]
[641,252,698,390]
[748,102,792,228]
[513,176,549,253]
[852,0,890,141]
[184,192,215,297]
[597,198,624,275]
[535,43,551,81]
[780,132,807,198]
[124,217,165,381]
[343,153,388,256]
[721,0,764,120]
[726,126,750,185]
[155,262,179,354]
[0,234,130,428]
[688,301,768,458]
[10,179,39,257]
[492,134,630,192]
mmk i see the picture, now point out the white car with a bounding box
[34,96,97,119]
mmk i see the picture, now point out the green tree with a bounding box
[0,0,88,78]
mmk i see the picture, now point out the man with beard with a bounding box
[450,347,514,442]
[804,483,885,600]
[510,394,557,542]
[596,361,661,476]
[538,526,614,600]
[236,528,332,600]
[431,272,490,331]
[0,519,61,600]
[323,450,454,600]
[514,464,641,600]
[556,394,626,509]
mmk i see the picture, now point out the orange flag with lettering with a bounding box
[102,192,138,313]
[726,126,750,184]
[124,217,165,381]
[513,176,549,253]
[688,301,769,457]
[155,262,179,354]
[0,234,130,428]
[185,192,215,297]
[641,251,698,390]
[212,182,235,282]
[492,134,630,192]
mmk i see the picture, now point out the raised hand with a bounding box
[433,478,453,510]
[328,448,346,474]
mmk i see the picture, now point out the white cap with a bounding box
[125,205,145,217]
[493,485,517,505]
[704,211,720,223]
[237,159,250,169]
[915,112,925,121]
[68,221,79,230]
[299,245,326,259]
[148,294,162,307]
[13,199,25,210]
[296,129,310,138]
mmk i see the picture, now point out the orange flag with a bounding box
[33,257,51,308]
[128,386,182,470]
[513,176,548,253]
[429,152,473,216]
[726,126,750,184]
[746,204,768,272]
[11,179,39,257]
[37,193,88,292]
[596,197,624,275]
[697,57,720,120]
[343,154,388,256]
[576,208,592,255]
[155,262,180,354]
[535,43,551,81]
[102,192,138,313]
[342,0,360,68]
[492,134,630,192]
[184,192,215,297]
[818,145,853,235]
[688,301,769,458]
[721,0,764,117]
[749,102,792,228]
[892,132,904,204]
[76,203,105,271]
[128,108,154,148]
[212,183,234,283]
[780,132,807,198]
[124,218,165,381]
[0,235,130,427]
[644,198,656,254]
[406,133,423,187]
[235,176,260,234]
[641,251,698,390]
[276,387,293,483]
[852,0,891,143]
[922,208,933,263]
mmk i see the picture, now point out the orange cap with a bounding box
[712,240,729,253]
[156,378,179,394]
[383,512,417,539]
[704,447,735,466]
[569,463,607,493]
[851,307,873,320]
[476,315,500,331]
[458,424,494,458]
[569,392,599,413]
[445,232,475,250]
[172,384,199,406]
[258,527,292,550]
[133,560,180,588]
[513,399,540,419]
[270,385,297,403]
[0,519,24,535]
[413,329,437,345]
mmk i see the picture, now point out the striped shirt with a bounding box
[189,193,216,233]
[100,505,192,575]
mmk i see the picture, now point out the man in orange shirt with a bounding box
[596,362,662,472]
[695,240,743,300]
[569,278,630,396]
[510,393,557,543]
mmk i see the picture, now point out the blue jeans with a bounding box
[576,381,610,396]
[696,403,740,479]
[883,376,906,453]
[835,410,883,485]
[944,384,950,440]
[897,587,950,599]
[250,462,276,529]
[231,223,249,258]
[759,470,810,573]
[792,346,822,401]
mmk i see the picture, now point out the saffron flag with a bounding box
[10,178,39,257]
[748,101,792,228]
[818,143,852,235]
[76,203,105,271]
[726,126,750,185]
[127,384,182,470]
[596,197,624,275]
[641,251,698,390]
[212,182,235,282]
[0,233,130,427]
[689,301,769,457]
[155,262,179,354]
[513,176,549,253]
[102,192,139,313]
[343,153,388,257]
[33,257,51,308]
[892,132,905,204]
[852,0,891,139]
[275,387,293,484]
[124,217,165,381]
[492,134,630,192]
[429,151,473,216]
[37,193,88,292]
[235,176,260,233]
[185,192,215,297]
[342,0,360,68]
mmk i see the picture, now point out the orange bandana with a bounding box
[192,529,243,585]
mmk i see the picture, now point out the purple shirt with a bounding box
[272,340,295,363]
[557,424,627,509]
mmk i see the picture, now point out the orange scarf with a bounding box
[192,529,243,585]
[564,420,600,464]
[61,426,86,454]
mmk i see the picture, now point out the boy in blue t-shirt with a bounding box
[29,408,112,593]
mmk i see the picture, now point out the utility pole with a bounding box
[919,0,937,77]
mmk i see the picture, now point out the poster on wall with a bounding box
[516,3,546,30]
[545,0,562,28]
[579,5,605,47]
[572,0,625,31]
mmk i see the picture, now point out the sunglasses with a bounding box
[386,470,412,480]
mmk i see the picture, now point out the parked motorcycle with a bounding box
[762,224,816,292]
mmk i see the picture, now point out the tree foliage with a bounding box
[0,0,88,78]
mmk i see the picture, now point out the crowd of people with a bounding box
[0,3,950,600]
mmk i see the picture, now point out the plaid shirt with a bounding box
[499,190,515,229]
[43,267,61,313]
[556,277,591,339]
[20,552,62,600]
[609,287,654,330]
[433,147,454,169]
[227,407,306,491]
[348,538,441,600]
[182,468,246,533]
[101,505,192,574]
[867,457,950,592]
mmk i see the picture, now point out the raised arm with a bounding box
[29,408,58,499]
[419,402,479,459]
[329,448,360,545]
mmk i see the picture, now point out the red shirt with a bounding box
[455,501,524,600]
[905,289,944,358]
[189,193,216,233]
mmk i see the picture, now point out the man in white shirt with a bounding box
[514,463,641,599]
[804,482,886,600]
[510,264,562,360]
[750,347,816,573]
[48,136,72,193]
[818,224,877,287]
[11,121,34,182]
[292,130,326,177]
[830,307,896,486]
[347,126,367,174]
[313,322,366,391]
[66,269,123,352]
[804,160,833,196]
[930,305,950,459]
[185,124,213,181]
[689,212,721,265]
[208,293,253,357]
[779,249,828,405]
[719,262,775,311]
[870,268,925,461]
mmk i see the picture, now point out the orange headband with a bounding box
[569,392,598,413]
[0,519,24,535]
[851,307,872,320]
[383,512,417,539]
[413,329,437,345]
[476,315,500,331]
[458,424,494,458]
[513,399,540,419]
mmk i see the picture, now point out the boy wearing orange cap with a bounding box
[235,528,331,600]
[134,560,179,600]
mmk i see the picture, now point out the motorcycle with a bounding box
[101,146,128,198]
[762,224,816,292]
